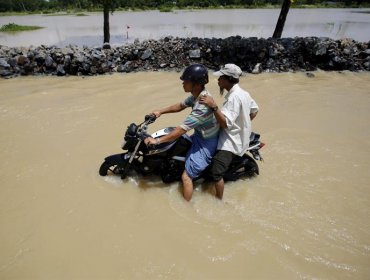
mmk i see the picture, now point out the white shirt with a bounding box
[218,84,259,156]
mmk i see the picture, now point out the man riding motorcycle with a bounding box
[144,64,219,201]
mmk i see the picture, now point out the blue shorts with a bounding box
[185,134,218,179]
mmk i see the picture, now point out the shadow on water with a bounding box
[351,10,370,14]
[104,168,222,199]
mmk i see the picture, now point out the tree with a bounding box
[0,0,13,12]
[92,0,119,45]
[272,0,291,38]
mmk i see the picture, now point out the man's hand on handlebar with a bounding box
[144,114,157,124]
[151,111,161,118]
[144,137,157,147]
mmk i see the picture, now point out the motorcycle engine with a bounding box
[160,159,184,183]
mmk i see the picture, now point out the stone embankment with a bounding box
[0,36,369,78]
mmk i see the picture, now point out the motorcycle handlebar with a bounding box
[140,132,151,140]
[141,132,157,150]
[145,114,157,124]
[147,143,157,150]
[137,114,157,127]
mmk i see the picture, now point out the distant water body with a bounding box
[0,8,370,47]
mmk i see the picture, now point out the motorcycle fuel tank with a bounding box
[147,127,192,156]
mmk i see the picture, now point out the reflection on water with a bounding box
[0,72,370,279]
[0,8,370,47]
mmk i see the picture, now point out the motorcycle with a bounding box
[99,115,264,183]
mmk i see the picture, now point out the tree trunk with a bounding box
[272,0,291,39]
[20,2,27,12]
[103,5,110,43]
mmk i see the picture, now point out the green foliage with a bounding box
[0,23,43,32]
[159,6,174,12]
[0,0,369,13]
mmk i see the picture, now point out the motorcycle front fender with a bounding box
[104,153,128,166]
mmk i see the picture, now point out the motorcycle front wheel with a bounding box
[99,161,112,176]
[99,161,125,176]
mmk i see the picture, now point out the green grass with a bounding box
[0,11,90,17]
[0,23,43,32]
[159,6,173,13]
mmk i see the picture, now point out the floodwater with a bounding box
[0,71,369,279]
[1,8,370,47]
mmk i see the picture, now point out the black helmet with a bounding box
[180,64,209,85]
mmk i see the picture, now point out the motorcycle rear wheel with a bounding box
[223,154,259,181]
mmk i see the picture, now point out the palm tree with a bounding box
[273,0,292,38]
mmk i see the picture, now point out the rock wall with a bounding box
[0,36,369,78]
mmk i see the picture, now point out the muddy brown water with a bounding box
[0,71,369,279]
